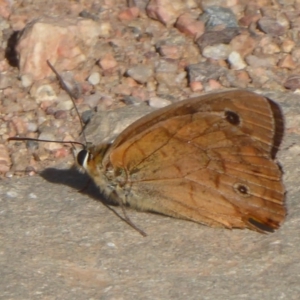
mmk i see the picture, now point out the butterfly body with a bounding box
[79,90,286,233]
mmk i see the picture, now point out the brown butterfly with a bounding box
[77,90,286,233]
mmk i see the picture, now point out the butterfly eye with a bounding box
[77,149,89,168]
[225,110,240,125]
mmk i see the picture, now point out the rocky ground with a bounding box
[1,0,300,299]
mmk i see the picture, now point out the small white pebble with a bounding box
[27,122,38,132]
[21,74,33,88]
[56,99,74,111]
[149,97,172,108]
[28,193,37,199]
[88,72,101,85]
[228,51,247,70]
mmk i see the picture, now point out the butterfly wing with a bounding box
[104,90,285,232]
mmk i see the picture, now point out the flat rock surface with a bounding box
[1,91,300,299]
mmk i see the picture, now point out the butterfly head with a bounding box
[75,143,111,174]
[76,149,90,170]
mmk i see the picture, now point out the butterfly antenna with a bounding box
[7,136,85,147]
[46,60,87,145]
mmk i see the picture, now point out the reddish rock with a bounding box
[230,33,257,57]
[278,55,296,70]
[98,54,118,70]
[158,45,183,59]
[16,17,106,80]
[118,7,140,21]
[146,0,186,26]
[189,81,203,92]
[207,79,223,91]
[175,13,205,38]
[0,0,11,19]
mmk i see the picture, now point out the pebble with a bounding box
[126,65,153,84]
[247,67,269,86]
[146,0,186,26]
[259,36,281,54]
[21,74,33,88]
[83,92,102,108]
[190,81,203,92]
[278,54,296,70]
[258,16,286,36]
[284,75,300,90]
[246,54,278,68]
[155,59,178,73]
[98,22,112,38]
[230,33,256,57]
[201,6,238,29]
[175,72,188,85]
[0,0,11,19]
[187,62,226,83]
[118,7,139,21]
[56,99,74,111]
[228,51,247,70]
[155,72,178,89]
[98,54,118,70]
[157,44,182,59]
[202,44,232,60]
[131,86,149,102]
[16,18,101,80]
[175,13,205,38]
[54,110,68,119]
[148,97,172,108]
[196,28,240,51]
[31,84,57,104]
[281,39,295,53]
[88,72,101,85]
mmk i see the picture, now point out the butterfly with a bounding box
[76,89,286,234]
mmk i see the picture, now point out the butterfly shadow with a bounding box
[39,167,148,236]
[39,167,122,212]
